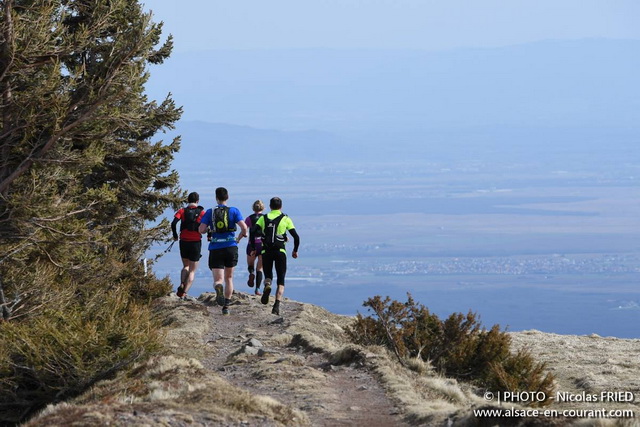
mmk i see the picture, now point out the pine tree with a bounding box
[0,0,183,317]
[0,3,186,421]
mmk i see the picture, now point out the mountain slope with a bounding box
[26,293,640,426]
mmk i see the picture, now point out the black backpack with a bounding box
[247,213,261,236]
[181,206,204,232]
[261,213,286,250]
[212,206,236,233]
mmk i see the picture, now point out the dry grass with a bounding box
[25,296,310,427]
[285,302,353,353]
[22,296,640,427]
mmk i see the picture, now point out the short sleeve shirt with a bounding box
[200,205,244,250]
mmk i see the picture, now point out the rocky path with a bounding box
[24,292,640,426]
[200,291,407,426]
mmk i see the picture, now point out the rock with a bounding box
[242,345,260,356]
[247,338,264,348]
[257,348,279,357]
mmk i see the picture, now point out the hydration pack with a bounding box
[247,213,261,237]
[181,206,204,232]
[262,214,286,250]
[213,206,236,233]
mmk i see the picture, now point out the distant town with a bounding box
[154,251,639,287]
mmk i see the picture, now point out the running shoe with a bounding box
[214,284,224,306]
[176,285,185,298]
[261,284,271,305]
[271,302,280,316]
[247,273,255,288]
[222,305,230,315]
[254,288,262,296]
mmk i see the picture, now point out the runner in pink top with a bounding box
[245,200,265,296]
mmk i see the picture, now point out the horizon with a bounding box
[145,39,640,131]
[141,2,640,338]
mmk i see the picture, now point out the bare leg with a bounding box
[213,268,224,288]
[183,260,198,295]
[224,266,235,299]
[212,268,225,306]
[180,258,190,286]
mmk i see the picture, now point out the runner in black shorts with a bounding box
[198,187,248,315]
[180,240,202,262]
[208,246,238,269]
[171,192,205,299]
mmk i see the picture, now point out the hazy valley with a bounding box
[150,118,640,339]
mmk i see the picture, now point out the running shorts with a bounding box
[208,246,239,269]
[179,240,202,262]
[246,242,263,256]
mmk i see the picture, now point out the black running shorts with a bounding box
[208,246,239,269]
[179,240,202,262]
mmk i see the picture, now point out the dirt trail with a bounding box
[24,292,640,426]
[200,291,407,426]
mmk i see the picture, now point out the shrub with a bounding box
[0,260,169,425]
[345,294,555,407]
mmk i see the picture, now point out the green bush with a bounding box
[346,294,555,407]
[0,260,169,425]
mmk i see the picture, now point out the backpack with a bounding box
[181,206,204,232]
[212,206,236,233]
[261,213,286,250]
[247,213,261,237]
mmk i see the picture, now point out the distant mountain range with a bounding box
[165,120,638,171]
[165,121,340,171]
[146,39,640,132]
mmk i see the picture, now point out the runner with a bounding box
[171,192,205,299]
[198,187,248,315]
[252,197,300,315]
[245,200,265,296]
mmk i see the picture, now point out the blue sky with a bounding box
[142,0,640,52]
[142,1,640,130]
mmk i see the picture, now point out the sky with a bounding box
[141,0,640,52]
[141,0,640,130]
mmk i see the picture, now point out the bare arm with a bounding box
[198,222,208,234]
[235,220,248,243]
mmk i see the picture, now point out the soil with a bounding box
[200,291,407,426]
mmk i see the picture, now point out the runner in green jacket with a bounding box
[251,197,300,316]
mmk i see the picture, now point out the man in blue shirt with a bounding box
[199,187,248,315]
